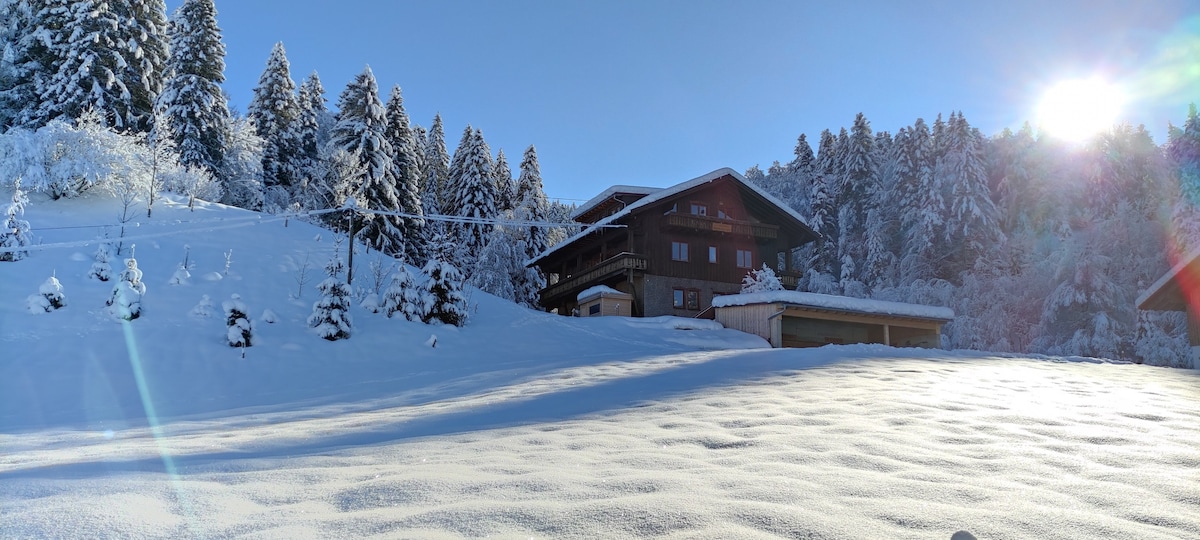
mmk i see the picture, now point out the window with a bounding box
[588,304,600,315]
[708,246,718,264]
[671,241,689,261]
[673,288,700,310]
[736,249,753,268]
[717,208,729,219]
[690,202,707,216]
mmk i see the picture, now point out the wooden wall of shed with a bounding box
[715,304,780,345]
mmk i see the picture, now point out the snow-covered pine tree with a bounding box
[836,112,878,295]
[803,129,840,293]
[1032,231,1127,359]
[106,251,147,320]
[493,148,515,214]
[939,112,1002,280]
[291,72,325,205]
[330,66,406,255]
[33,0,161,131]
[189,293,215,318]
[159,0,230,183]
[897,118,943,286]
[0,0,38,130]
[247,42,299,201]
[0,179,32,262]
[27,274,67,313]
[513,145,549,307]
[382,84,425,263]
[422,113,451,216]
[444,124,474,217]
[223,293,253,347]
[741,263,785,294]
[452,128,497,268]
[308,251,353,340]
[88,242,114,280]
[420,256,468,327]
[119,0,170,133]
[380,264,422,321]
[469,226,520,302]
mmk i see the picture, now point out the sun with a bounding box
[1036,78,1126,143]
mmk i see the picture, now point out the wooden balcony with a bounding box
[664,213,779,240]
[540,252,647,305]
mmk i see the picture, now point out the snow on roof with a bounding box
[570,185,661,220]
[577,284,629,302]
[1136,245,1200,310]
[712,290,955,322]
[528,168,816,267]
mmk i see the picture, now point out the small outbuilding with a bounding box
[1137,248,1200,366]
[577,285,634,317]
[713,291,954,349]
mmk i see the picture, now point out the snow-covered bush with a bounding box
[169,264,191,285]
[190,294,215,318]
[360,292,381,313]
[223,294,253,347]
[27,275,66,313]
[741,263,784,294]
[0,180,32,262]
[106,255,147,320]
[420,258,468,327]
[88,242,114,281]
[308,253,353,340]
[380,265,421,321]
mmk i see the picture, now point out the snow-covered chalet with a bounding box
[528,168,819,317]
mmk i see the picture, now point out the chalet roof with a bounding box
[528,167,817,267]
[570,185,660,221]
[713,290,955,322]
[1137,247,1200,311]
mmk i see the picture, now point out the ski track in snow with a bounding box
[2,194,1199,539]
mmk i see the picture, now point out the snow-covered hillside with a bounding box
[2,195,1199,539]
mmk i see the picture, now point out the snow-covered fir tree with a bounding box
[330,66,406,255]
[422,114,451,216]
[492,148,515,214]
[223,293,253,347]
[420,256,468,327]
[292,72,328,203]
[88,242,114,281]
[159,0,230,182]
[802,129,841,293]
[469,226,521,302]
[0,179,32,262]
[382,84,424,263]
[0,0,38,130]
[107,251,147,320]
[512,145,550,307]
[444,125,473,216]
[308,251,353,340]
[450,128,497,268]
[189,293,215,318]
[27,274,66,313]
[380,264,422,321]
[939,111,1002,279]
[31,0,164,131]
[741,264,784,294]
[247,42,299,201]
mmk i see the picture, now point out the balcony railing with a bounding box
[540,252,647,304]
[664,213,779,240]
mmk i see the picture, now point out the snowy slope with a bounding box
[2,193,1199,539]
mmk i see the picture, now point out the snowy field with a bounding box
[2,194,1199,539]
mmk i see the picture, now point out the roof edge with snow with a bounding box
[713,291,955,322]
[570,185,661,220]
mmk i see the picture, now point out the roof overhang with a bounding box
[1137,246,1200,311]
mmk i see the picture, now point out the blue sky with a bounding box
[170,0,1200,204]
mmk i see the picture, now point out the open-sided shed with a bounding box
[714,291,954,349]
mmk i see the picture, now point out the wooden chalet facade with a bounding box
[529,168,819,317]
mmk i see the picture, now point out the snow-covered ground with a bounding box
[2,194,1199,539]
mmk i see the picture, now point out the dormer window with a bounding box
[690,203,707,216]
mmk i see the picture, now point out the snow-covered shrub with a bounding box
[88,242,114,281]
[0,180,32,262]
[420,258,468,327]
[190,294,215,318]
[169,264,191,285]
[380,265,421,321]
[360,292,381,313]
[741,263,784,293]
[223,294,253,347]
[261,309,277,324]
[106,256,147,320]
[308,253,353,340]
[27,276,66,313]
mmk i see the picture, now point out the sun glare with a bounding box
[1036,78,1126,143]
